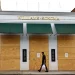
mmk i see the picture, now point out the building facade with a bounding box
[0,0,2,11]
[0,11,75,71]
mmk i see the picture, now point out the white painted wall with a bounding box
[49,23,58,70]
[20,23,29,70]
[1,15,75,23]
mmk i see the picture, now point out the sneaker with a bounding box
[45,70,48,72]
[38,70,41,72]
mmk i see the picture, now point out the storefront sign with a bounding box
[18,16,59,20]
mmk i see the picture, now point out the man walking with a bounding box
[38,52,48,72]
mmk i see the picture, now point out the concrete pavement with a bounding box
[0,71,75,75]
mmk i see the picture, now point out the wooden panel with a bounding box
[58,59,75,70]
[29,35,49,70]
[58,47,75,53]
[58,48,75,59]
[0,35,20,70]
[58,35,75,47]
[0,35,1,46]
[29,35,49,52]
[1,35,20,45]
[58,35,75,70]
[1,59,20,70]
[0,36,1,70]
[1,46,20,59]
[0,55,1,70]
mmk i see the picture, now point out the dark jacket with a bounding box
[42,54,46,64]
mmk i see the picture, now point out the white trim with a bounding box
[20,23,29,70]
[1,20,75,23]
[49,23,58,70]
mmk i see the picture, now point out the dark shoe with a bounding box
[45,70,48,72]
[38,70,41,72]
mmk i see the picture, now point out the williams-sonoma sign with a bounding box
[18,16,59,20]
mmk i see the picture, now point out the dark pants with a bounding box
[39,63,48,71]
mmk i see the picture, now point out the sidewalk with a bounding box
[0,71,75,75]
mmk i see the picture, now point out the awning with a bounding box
[27,24,52,34]
[55,24,75,34]
[0,23,23,33]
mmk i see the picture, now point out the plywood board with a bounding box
[58,35,75,70]
[1,59,20,70]
[1,46,20,59]
[1,35,20,45]
[29,35,49,70]
[58,59,75,70]
[0,35,20,70]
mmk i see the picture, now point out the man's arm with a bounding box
[44,55,46,64]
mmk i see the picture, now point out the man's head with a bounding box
[42,52,44,55]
